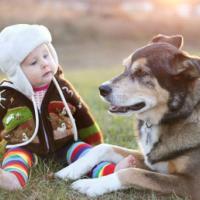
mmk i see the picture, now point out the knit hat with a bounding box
[0,24,58,97]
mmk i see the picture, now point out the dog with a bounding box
[55,34,200,200]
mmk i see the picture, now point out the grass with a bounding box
[0,67,190,200]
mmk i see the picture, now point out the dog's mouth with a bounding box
[109,102,146,113]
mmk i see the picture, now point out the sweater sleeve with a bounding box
[61,79,104,145]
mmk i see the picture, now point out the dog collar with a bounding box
[145,120,152,128]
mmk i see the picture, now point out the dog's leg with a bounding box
[55,144,125,180]
[55,144,148,180]
[72,168,190,198]
[72,172,122,197]
[118,168,190,197]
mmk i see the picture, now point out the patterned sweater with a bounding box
[0,68,103,156]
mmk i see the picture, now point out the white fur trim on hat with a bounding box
[0,24,58,97]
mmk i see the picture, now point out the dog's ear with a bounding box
[169,52,200,78]
[151,34,183,49]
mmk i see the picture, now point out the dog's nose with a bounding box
[99,84,112,97]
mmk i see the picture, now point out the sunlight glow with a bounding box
[157,0,184,7]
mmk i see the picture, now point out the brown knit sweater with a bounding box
[0,68,103,156]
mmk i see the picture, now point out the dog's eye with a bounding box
[133,69,149,77]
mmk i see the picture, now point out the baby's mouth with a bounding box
[43,71,52,77]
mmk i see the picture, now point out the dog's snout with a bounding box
[99,84,112,97]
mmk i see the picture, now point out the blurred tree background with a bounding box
[0,0,200,71]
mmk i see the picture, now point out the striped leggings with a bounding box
[1,148,34,188]
[1,141,116,188]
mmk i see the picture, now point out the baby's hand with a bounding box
[114,155,136,172]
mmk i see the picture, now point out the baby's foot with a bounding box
[114,155,136,172]
[0,169,22,190]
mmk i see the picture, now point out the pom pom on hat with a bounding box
[0,24,58,97]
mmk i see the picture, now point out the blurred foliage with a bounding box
[0,0,200,72]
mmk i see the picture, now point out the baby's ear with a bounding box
[151,34,184,49]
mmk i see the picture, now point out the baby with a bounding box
[0,24,135,190]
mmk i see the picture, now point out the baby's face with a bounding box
[21,43,57,87]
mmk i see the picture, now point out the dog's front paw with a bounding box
[55,164,79,180]
[72,174,122,197]
[55,156,94,180]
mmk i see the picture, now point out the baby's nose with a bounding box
[41,60,49,68]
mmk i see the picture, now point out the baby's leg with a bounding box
[114,155,136,172]
[1,147,34,190]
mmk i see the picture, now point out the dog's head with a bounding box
[99,34,200,123]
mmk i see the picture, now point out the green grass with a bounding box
[0,67,190,200]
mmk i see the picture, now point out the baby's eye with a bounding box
[30,60,37,65]
[43,54,48,59]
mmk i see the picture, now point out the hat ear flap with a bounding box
[169,52,200,78]
[47,43,58,65]
[10,64,34,97]
[47,43,58,74]
[151,34,183,49]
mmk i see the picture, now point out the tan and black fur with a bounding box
[98,34,200,199]
[56,35,200,200]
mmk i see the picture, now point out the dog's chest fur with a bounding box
[138,121,169,173]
